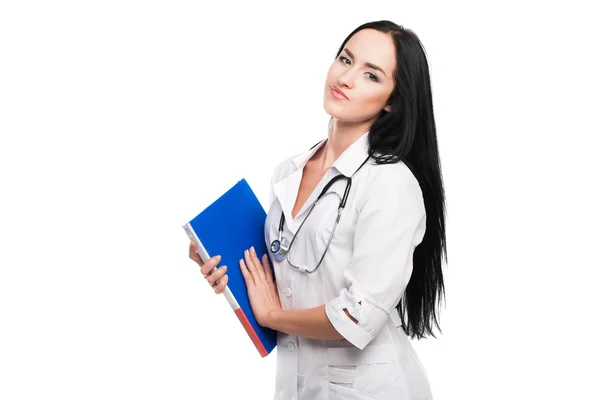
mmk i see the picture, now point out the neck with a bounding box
[315,118,370,171]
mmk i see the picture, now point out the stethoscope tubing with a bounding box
[270,155,370,273]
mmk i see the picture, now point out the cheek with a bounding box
[363,82,393,104]
[352,86,391,113]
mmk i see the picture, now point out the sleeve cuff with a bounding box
[326,291,389,350]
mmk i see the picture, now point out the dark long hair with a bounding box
[334,21,447,339]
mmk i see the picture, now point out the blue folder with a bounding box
[183,179,277,357]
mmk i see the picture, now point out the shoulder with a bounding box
[358,160,424,210]
[366,160,422,196]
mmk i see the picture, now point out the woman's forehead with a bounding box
[343,29,396,75]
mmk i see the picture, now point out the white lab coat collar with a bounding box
[274,131,371,230]
[291,131,370,177]
[291,140,327,171]
[330,131,371,177]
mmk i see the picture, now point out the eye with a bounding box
[365,72,379,82]
[339,55,351,65]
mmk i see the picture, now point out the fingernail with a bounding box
[222,265,227,271]
[223,275,228,283]
[251,246,255,254]
[245,250,249,256]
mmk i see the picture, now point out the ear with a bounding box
[383,104,392,112]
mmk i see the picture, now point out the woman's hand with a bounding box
[189,242,228,294]
[240,246,282,328]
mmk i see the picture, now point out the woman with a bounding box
[189,20,446,400]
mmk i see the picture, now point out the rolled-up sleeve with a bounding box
[325,163,426,350]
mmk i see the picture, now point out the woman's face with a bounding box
[323,28,396,125]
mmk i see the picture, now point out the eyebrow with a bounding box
[343,48,387,77]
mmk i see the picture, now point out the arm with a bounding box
[266,305,359,341]
[240,249,360,341]
[323,164,427,349]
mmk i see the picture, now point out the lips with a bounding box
[330,86,348,100]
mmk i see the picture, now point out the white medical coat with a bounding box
[265,132,433,400]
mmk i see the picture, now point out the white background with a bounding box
[1,1,599,399]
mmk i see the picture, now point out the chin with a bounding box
[323,103,364,125]
[323,99,348,119]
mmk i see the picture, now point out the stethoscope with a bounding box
[270,155,370,273]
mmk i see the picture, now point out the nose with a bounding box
[337,69,354,89]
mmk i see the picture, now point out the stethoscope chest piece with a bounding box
[270,236,290,262]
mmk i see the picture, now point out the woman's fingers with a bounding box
[189,243,269,296]
[200,255,222,276]
[239,258,253,285]
[246,247,266,282]
[206,265,227,286]
[262,254,274,283]
[187,243,228,294]
[243,249,257,278]
[213,274,228,294]
[189,242,204,266]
